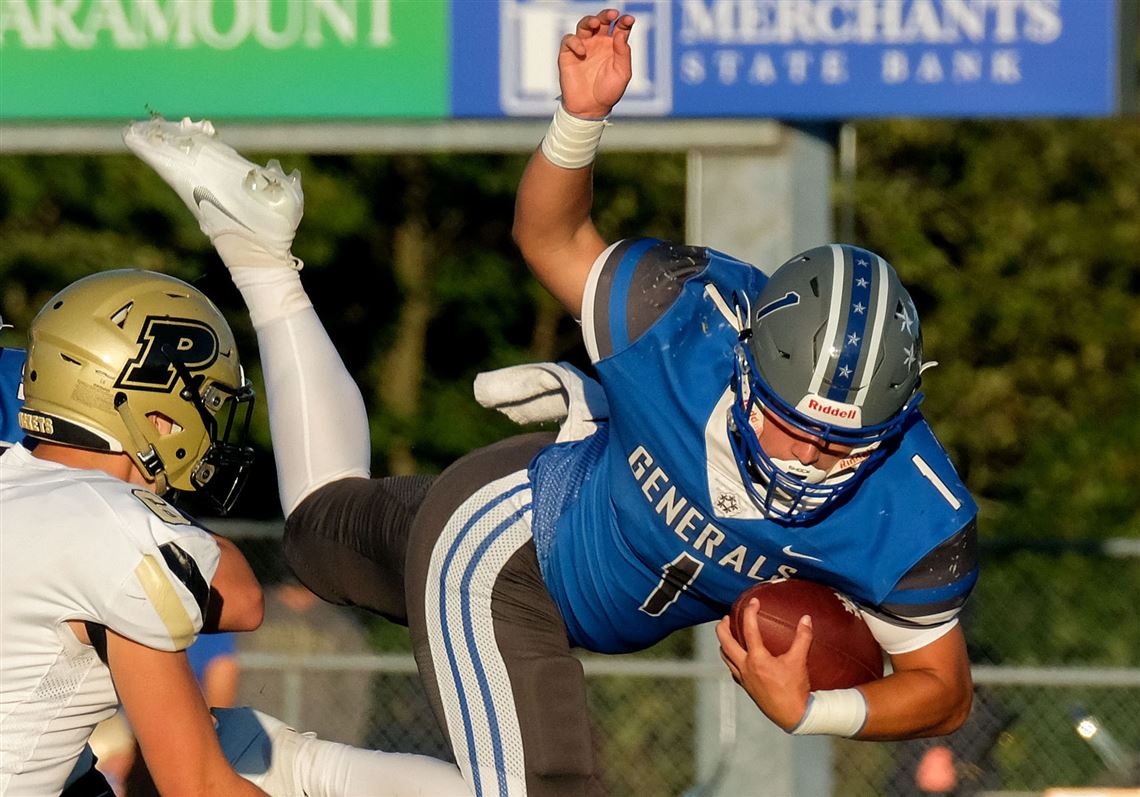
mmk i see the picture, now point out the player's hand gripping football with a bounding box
[558,8,635,119]
[716,600,814,732]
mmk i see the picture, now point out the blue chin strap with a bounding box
[727,342,922,524]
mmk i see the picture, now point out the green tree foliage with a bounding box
[852,119,1140,544]
[1,121,1136,671]
[0,150,685,513]
[851,117,1140,665]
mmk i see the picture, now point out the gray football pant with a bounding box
[283,433,603,797]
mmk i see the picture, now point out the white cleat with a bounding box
[123,116,304,269]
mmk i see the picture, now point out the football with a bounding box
[729,579,884,690]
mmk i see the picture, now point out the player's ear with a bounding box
[146,412,177,435]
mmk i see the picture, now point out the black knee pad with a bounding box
[513,656,596,779]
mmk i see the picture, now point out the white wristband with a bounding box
[790,688,868,738]
[540,104,608,169]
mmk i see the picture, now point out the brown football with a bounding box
[729,579,884,690]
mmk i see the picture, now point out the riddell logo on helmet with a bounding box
[808,398,856,419]
[796,396,862,428]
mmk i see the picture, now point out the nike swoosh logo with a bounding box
[192,186,253,231]
[782,544,822,562]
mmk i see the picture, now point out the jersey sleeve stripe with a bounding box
[592,238,659,360]
[582,240,624,362]
[875,518,979,621]
[133,554,197,649]
[894,521,978,592]
[883,566,978,605]
[159,541,211,616]
[586,239,638,361]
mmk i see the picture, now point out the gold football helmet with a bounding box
[20,270,255,512]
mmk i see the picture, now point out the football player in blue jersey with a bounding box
[0,315,27,448]
[513,7,976,745]
[125,9,978,795]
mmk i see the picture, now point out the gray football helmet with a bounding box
[19,270,255,513]
[729,244,924,522]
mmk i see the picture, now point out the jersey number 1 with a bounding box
[639,552,704,617]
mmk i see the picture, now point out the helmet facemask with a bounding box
[182,369,256,513]
[113,346,256,514]
[728,341,920,522]
[726,245,925,523]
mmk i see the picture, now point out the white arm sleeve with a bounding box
[861,611,959,656]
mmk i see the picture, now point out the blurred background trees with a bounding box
[848,118,1140,666]
[2,118,1138,667]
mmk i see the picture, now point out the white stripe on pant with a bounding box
[425,471,534,797]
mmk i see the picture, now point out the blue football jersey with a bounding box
[530,240,978,653]
[0,347,26,446]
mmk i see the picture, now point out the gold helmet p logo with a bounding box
[115,317,220,393]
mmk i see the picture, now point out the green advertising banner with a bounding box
[0,0,448,120]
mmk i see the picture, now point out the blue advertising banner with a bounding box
[451,0,1130,119]
[0,0,1130,122]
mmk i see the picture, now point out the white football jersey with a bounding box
[0,443,220,796]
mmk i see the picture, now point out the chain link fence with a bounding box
[220,524,1140,796]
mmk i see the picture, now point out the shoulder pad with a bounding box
[585,238,709,361]
[877,519,979,624]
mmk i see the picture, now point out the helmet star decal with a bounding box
[903,344,918,368]
[896,303,915,333]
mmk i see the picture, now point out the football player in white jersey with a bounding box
[0,270,270,796]
[0,272,465,796]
